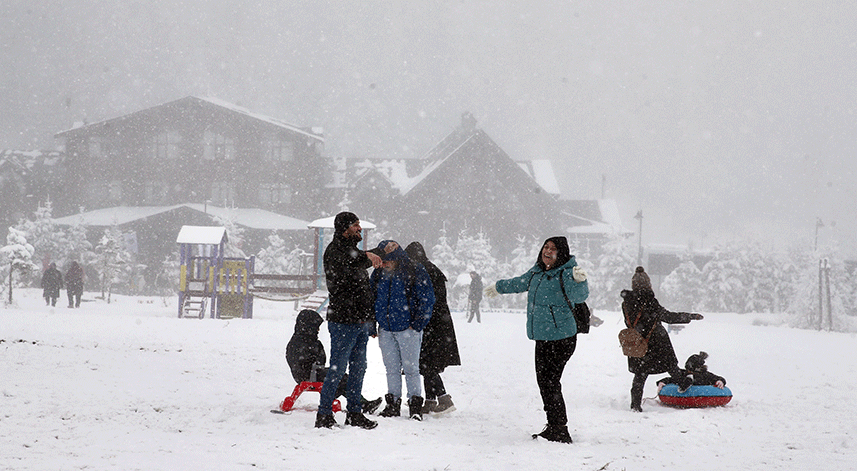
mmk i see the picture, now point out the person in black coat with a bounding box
[65,261,84,308]
[405,241,461,415]
[286,309,382,413]
[467,271,483,323]
[41,262,64,306]
[656,351,727,390]
[315,211,382,430]
[622,266,704,412]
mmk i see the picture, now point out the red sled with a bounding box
[658,384,732,408]
[276,381,341,413]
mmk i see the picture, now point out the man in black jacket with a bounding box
[315,211,382,430]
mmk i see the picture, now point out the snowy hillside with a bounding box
[2,289,854,470]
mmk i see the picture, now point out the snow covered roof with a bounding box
[517,159,560,195]
[52,204,310,231]
[559,199,633,235]
[55,96,323,142]
[308,216,376,230]
[176,226,227,245]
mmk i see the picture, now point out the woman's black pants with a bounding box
[534,335,576,426]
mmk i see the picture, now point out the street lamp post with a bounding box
[634,210,643,266]
[814,217,824,251]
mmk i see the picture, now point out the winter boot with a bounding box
[677,375,693,393]
[408,396,424,421]
[344,412,378,430]
[532,424,572,443]
[433,394,456,414]
[421,398,437,415]
[362,396,383,415]
[378,394,401,417]
[314,413,337,429]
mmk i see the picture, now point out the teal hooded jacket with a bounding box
[495,257,589,341]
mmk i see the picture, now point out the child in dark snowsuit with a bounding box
[657,351,727,390]
[286,309,382,414]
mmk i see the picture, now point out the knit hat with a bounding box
[377,240,406,261]
[685,351,709,372]
[631,266,652,291]
[333,211,359,235]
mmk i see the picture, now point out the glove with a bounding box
[483,282,499,298]
[690,313,704,321]
[715,380,725,389]
[572,266,587,282]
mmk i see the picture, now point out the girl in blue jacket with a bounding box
[370,240,436,420]
[485,236,588,443]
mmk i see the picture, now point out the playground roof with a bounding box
[308,216,376,230]
[52,204,310,231]
[176,226,227,245]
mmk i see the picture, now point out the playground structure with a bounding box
[176,217,374,319]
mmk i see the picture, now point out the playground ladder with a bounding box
[180,295,207,319]
[299,290,329,313]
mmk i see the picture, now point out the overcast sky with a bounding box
[2,1,855,255]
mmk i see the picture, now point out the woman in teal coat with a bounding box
[485,236,588,444]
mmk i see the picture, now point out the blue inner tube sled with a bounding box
[658,384,733,408]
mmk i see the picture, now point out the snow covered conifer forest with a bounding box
[3,208,855,332]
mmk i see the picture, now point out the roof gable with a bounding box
[54,96,323,142]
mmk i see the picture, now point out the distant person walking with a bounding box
[405,241,461,415]
[467,271,482,323]
[484,236,588,444]
[65,261,84,308]
[621,266,704,412]
[316,211,382,430]
[41,262,63,307]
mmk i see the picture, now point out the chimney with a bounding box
[461,111,477,131]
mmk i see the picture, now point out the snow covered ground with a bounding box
[2,288,855,470]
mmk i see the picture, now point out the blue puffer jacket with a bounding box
[370,246,435,333]
[495,257,589,341]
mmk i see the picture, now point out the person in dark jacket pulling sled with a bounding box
[286,309,382,414]
[315,212,382,430]
[41,262,63,306]
[405,241,461,415]
[484,236,588,444]
[371,240,435,421]
[621,266,704,412]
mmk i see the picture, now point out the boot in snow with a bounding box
[314,413,337,429]
[433,394,456,414]
[532,424,572,443]
[408,396,424,421]
[362,396,383,415]
[344,412,378,430]
[421,398,437,415]
[378,394,401,417]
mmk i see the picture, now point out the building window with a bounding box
[150,131,181,160]
[258,183,291,205]
[211,181,235,205]
[265,136,293,162]
[89,136,114,159]
[108,180,123,202]
[203,130,234,160]
[144,181,168,205]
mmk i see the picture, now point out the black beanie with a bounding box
[631,266,652,291]
[334,211,359,235]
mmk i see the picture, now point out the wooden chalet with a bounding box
[53,96,328,221]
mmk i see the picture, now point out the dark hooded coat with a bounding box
[621,288,695,375]
[41,263,64,299]
[285,309,326,383]
[405,242,461,374]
